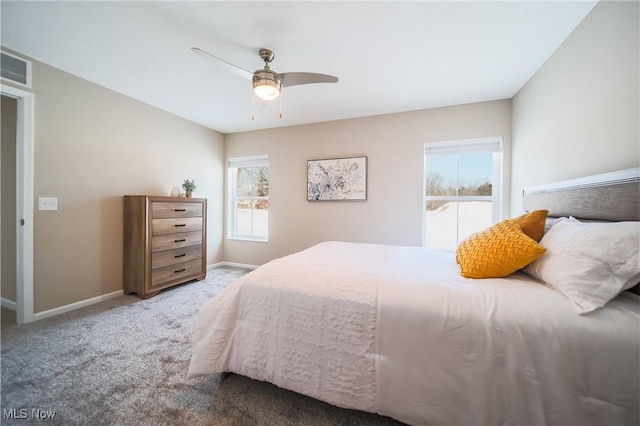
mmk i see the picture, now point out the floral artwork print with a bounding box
[307,157,367,201]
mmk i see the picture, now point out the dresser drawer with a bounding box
[151,231,202,252]
[152,245,202,269]
[151,258,203,287]
[152,217,202,235]
[152,202,203,218]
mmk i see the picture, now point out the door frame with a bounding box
[2,84,35,324]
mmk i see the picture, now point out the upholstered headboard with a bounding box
[523,167,640,222]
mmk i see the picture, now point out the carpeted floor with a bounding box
[1,267,405,426]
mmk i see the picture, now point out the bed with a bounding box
[188,168,639,426]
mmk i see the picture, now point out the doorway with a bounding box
[2,95,18,324]
[1,84,34,324]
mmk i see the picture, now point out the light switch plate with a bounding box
[38,197,58,211]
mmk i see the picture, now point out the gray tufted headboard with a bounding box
[522,167,640,222]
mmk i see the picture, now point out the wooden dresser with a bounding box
[123,196,207,298]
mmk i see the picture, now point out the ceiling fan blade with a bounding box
[279,72,339,88]
[191,47,253,80]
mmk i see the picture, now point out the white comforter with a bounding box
[188,242,639,426]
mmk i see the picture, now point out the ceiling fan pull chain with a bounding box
[279,90,283,119]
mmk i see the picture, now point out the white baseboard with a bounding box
[7,264,255,323]
[33,289,124,322]
[1,297,17,311]
[208,261,258,271]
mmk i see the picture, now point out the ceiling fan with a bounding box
[192,47,339,102]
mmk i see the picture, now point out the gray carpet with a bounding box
[1,267,405,426]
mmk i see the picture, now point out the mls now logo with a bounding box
[3,408,56,420]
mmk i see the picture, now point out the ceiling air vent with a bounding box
[1,51,32,88]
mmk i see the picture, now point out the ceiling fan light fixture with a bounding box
[253,70,281,101]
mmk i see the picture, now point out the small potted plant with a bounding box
[182,179,197,198]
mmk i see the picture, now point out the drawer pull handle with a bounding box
[175,253,186,258]
[174,268,186,273]
[174,224,186,227]
[174,208,186,212]
[174,238,186,243]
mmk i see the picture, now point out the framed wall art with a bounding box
[307,156,367,201]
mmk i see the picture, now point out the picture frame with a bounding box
[307,156,367,201]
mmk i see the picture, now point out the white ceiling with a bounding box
[1,1,597,134]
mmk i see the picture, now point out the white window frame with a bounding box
[423,137,503,248]
[227,155,269,242]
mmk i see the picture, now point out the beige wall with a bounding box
[4,52,225,313]
[225,100,512,266]
[511,1,639,213]
[1,95,18,302]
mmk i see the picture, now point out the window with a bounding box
[423,137,502,250]
[228,155,269,241]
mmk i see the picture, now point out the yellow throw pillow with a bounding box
[513,209,549,242]
[456,219,546,279]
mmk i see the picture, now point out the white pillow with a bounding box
[524,219,640,314]
[543,216,572,234]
